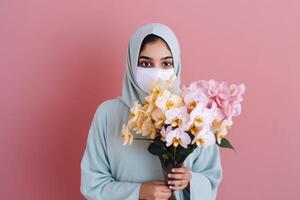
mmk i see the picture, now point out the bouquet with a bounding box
[121,75,245,199]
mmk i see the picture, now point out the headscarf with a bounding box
[118,23,182,108]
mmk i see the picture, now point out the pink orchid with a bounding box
[218,82,245,104]
[222,101,242,118]
[197,79,220,98]
[185,79,246,119]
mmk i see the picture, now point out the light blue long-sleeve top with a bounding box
[80,23,223,200]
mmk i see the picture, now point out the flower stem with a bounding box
[173,146,177,165]
[137,108,150,118]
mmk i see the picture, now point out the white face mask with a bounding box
[134,66,175,94]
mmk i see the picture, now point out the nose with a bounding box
[153,61,161,69]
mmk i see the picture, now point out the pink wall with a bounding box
[1,0,299,199]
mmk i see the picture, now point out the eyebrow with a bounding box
[138,56,173,60]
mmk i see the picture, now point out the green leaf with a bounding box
[162,152,169,160]
[217,138,236,152]
[147,138,166,156]
[176,145,195,164]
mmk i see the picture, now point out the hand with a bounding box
[139,180,172,200]
[167,167,192,191]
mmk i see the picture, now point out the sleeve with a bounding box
[179,144,223,200]
[80,104,142,200]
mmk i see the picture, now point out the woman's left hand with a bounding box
[167,167,192,191]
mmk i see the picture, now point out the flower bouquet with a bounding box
[121,75,245,199]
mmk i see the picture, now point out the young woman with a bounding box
[80,23,223,200]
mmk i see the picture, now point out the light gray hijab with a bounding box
[118,23,182,108]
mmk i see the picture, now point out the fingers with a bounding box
[156,189,172,199]
[159,189,172,197]
[154,184,172,199]
[153,181,172,192]
[169,185,186,191]
[158,186,172,193]
[153,180,166,185]
[168,172,188,180]
[171,167,188,173]
[168,167,192,180]
[168,179,184,187]
[166,167,192,191]
[168,179,188,191]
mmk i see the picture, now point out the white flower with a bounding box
[130,101,143,122]
[160,125,173,141]
[121,124,133,145]
[166,127,191,148]
[213,118,233,144]
[165,106,190,130]
[181,84,209,112]
[155,90,183,112]
[192,125,216,148]
[151,108,166,129]
[189,102,217,128]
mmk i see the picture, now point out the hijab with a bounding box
[118,23,182,108]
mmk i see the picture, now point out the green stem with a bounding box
[173,146,177,165]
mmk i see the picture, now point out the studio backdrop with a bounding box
[0,0,299,199]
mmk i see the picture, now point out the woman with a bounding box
[80,23,223,200]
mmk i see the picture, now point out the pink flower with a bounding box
[222,101,242,118]
[218,82,245,105]
[185,79,246,119]
[217,82,245,118]
[195,79,220,98]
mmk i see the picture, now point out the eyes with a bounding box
[138,60,173,69]
[162,61,173,68]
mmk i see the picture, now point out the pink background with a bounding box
[1,0,299,199]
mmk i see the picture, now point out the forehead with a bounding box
[139,40,173,58]
[129,27,180,72]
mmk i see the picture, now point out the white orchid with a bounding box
[130,101,143,122]
[121,124,133,145]
[188,102,217,134]
[151,108,166,129]
[181,85,209,112]
[166,127,191,148]
[141,116,157,139]
[213,118,233,144]
[160,125,173,141]
[149,74,177,93]
[155,90,184,112]
[165,106,190,130]
[192,125,216,148]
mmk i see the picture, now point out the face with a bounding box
[138,39,173,69]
